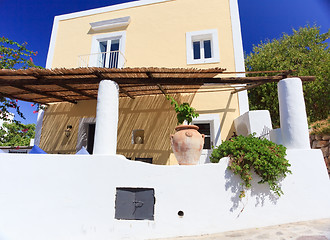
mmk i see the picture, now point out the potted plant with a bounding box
[166,95,204,165]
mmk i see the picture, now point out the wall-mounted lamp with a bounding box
[65,125,73,137]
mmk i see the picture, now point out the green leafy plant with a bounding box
[166,95,199,125]
[0,122,35,146]
[210,134,291,198]
[245,25,330,127]
[0,36,42,123]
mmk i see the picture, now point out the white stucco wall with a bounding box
[0,149,329,240]
[234,110,273,138]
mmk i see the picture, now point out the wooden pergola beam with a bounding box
[156,84,167,96]
[146,71,153,78]
[221,69,297,75]
[0,78,100,86]
[14,85,77,104]
[93,70,105,81]
[119,87,135,99]
[0,92,33,103]
[57,83,97,100]
[231,75,315,94]
[0,75,316,87]
[94,70,135,99]
[0,68,301,78]
[231,83,265,94]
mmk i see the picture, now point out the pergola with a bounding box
[0,67,315,104]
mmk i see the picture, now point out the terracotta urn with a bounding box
[171,125,205,165]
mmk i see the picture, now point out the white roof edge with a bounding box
[229,0,249,114]
[46,16,60,69]
[56,0,174,21]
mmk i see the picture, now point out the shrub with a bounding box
[210,135,291,198]
[245,25,330,127]
[309,116,330,135]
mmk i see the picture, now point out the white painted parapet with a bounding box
[0,150,329,240]
[278,78,310,149]
[269,128,283,145]
[234,110,272,138]
[93,80,119,155]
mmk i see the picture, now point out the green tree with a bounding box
[245,25,330,127]
[0,122,35,146]
[0,36,41,122]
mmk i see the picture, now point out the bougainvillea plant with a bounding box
[0,122,35,147]
[210,134,291,198]
[0,36,42,123]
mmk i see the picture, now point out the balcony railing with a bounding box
[78,51,126,68]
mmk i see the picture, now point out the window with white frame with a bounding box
[89,31,126,68]
[192,114,221,164]
[194,123,212,149]
[186,29,220,65]
[99,39,120,68]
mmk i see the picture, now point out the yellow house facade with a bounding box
[40,0,248,164]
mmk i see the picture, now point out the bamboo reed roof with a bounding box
[0,67,315,104]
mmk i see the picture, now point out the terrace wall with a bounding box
[0,149,329,239]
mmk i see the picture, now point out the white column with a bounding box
[34,108,44,146]
[278,78,310,149]
[93,80,119,155]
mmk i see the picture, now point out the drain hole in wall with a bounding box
[178,211,184,217]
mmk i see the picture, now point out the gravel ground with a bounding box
[154,218,330,240]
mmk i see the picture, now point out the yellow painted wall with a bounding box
[51,0,235,71]
[40,100,97,153]
[40,87,239,163]
[41,0,241,163]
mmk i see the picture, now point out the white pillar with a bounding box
[278,78,310,149]
[93,80,119,155]
[34,108,44,146]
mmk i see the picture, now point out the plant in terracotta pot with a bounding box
[166,95,204,165]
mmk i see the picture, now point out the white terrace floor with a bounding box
[157,218,330,240]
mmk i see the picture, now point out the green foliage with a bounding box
[309,116,330,135]
[0,37,39,69]
[0,122,35,146]
[166,95,199,125]
[245,25,330,127]
[0,36,42,122]
[210,135,291,198]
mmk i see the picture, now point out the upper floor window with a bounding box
[99,39,120,68]
[89,31,126,68]
[186,29,220,65]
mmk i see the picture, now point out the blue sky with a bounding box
[1,0,329,125]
